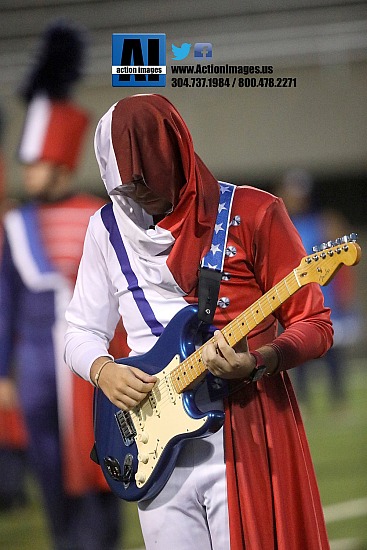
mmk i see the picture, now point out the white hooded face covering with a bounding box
[94,100,184,296]
[93,93,220,296]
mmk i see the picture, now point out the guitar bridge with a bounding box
[115,409,137,446]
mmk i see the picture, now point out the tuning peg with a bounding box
[334,233,358,244]
[313,233,358,253]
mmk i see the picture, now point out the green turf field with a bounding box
[299,357,367,550]
[0,358,366,549]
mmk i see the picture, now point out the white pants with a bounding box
[138,427,230,550]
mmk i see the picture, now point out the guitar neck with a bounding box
[170,269,302,393]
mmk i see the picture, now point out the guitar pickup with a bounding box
[148,392,160,417]
[115,409,137,446]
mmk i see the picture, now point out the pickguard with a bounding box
[128,354,207,487]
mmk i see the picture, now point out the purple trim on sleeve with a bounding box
[101,203,164,337]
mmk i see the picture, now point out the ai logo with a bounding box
[112,33,166,87]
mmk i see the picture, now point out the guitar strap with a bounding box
[198,182,236,324]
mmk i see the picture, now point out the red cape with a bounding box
[225,371,329,549]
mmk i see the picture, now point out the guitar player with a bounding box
[65,94,333,550]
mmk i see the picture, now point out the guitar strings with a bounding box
[134,256,342,418]
[133,247,350,422]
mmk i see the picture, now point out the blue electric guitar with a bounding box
[93,236,361,501]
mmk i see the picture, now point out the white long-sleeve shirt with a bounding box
[65,204,189,383]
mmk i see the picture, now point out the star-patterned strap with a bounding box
[201,182,236,272]
[197,182,236,325]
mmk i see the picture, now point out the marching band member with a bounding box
[65,94,333,550]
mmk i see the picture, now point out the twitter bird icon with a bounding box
[171,43,191,60]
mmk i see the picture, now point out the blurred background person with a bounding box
[276,168,361,408]
[0,100,29,513]
[0,20,122,549]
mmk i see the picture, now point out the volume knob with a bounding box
[138,432,149,444]
[135,472,146,484]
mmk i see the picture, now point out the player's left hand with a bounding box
[202,330,255,380]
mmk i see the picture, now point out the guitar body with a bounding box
[93,304,225,502]
[93,236,361,502]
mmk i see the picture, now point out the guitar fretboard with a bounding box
[170,269,302,393]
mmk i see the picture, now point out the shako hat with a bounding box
[18,19,89,172]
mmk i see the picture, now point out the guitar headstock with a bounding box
[295,233,361,287]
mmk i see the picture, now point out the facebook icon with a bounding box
[194,43,213,60]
